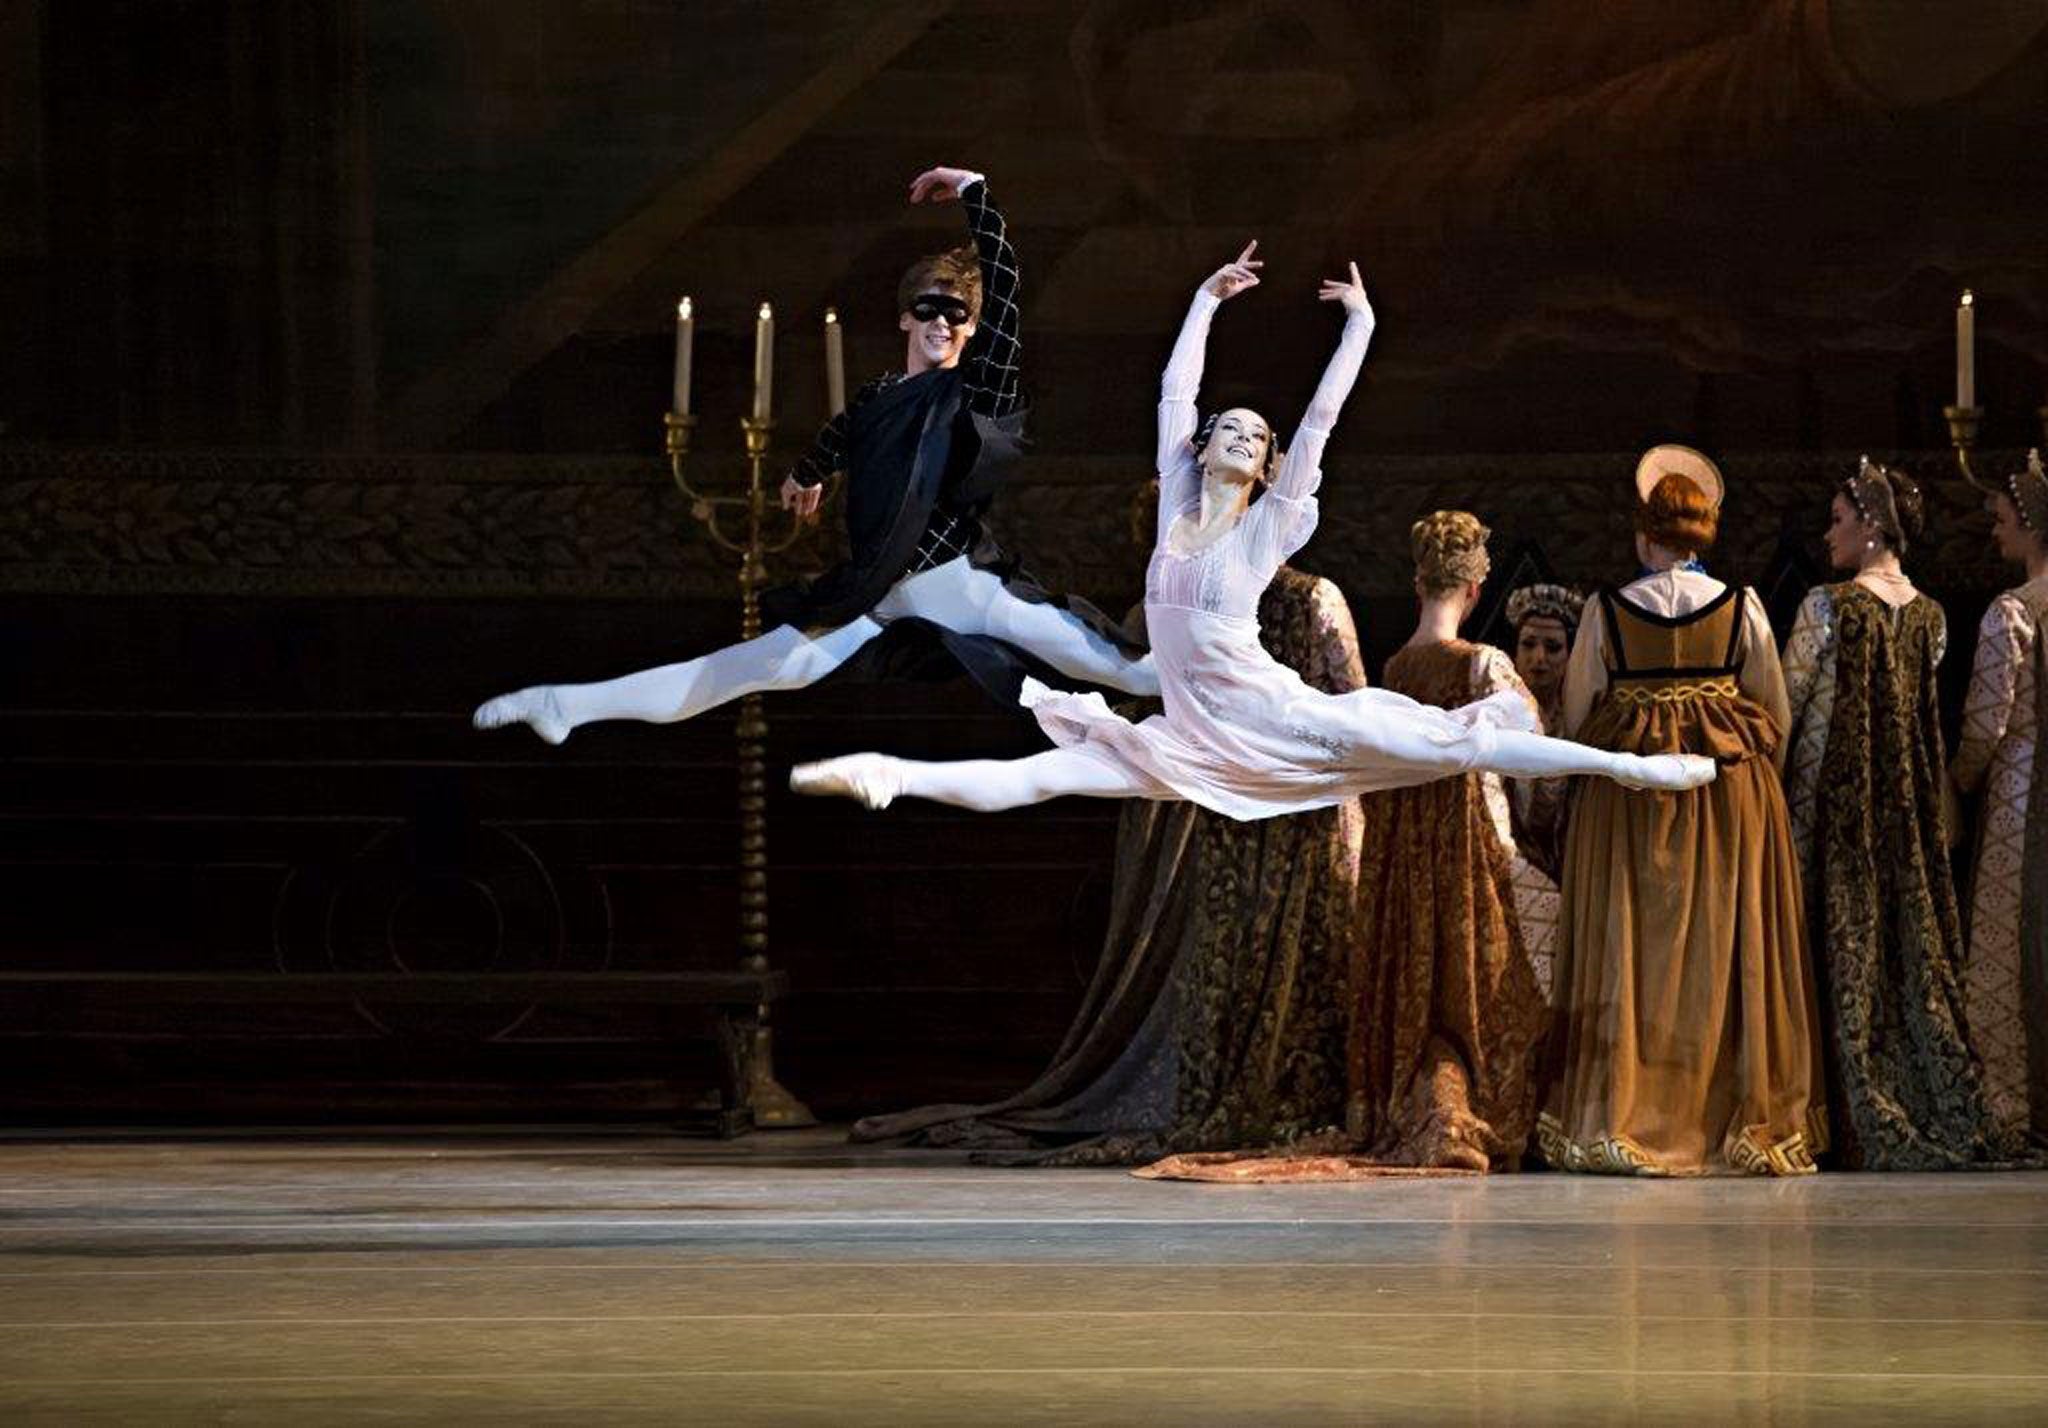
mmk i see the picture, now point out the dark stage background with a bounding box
[2,0,2045,1122]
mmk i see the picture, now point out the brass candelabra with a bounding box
[661,408,821,1128]
[1942,403,2048,491]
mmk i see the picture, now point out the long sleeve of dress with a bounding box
[1561,605,1608,741]
[1953,595,2027,793]
[1155,289,1220,535]
[1472,643,1541,716]
[1781,588,1831,750]
[1308,576,1368,695]
[1270,310,1375,503]
[1243,308,1374,570]
[1738,588,1792,766]
[1779,586,1836,869]
[957,178,1022,420]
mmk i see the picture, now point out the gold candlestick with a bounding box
[1944,403,1986,490]
[661,406,822,1130]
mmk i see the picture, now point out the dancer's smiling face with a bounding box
[900,289,977,373]
[1199,408,1272,484]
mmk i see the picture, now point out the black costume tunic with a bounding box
[759,178,1134,705]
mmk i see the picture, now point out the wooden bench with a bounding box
[0,970,786,1138]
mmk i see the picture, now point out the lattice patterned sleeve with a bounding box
[1952,595,2026,793]
[786,408,851,490]
[1781,587,1831,745]
[958,178,1021,419]
[785,376,888,488]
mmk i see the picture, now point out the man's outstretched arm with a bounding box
[958,177,1021,419]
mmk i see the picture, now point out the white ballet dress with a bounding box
[1021,290,1534,821]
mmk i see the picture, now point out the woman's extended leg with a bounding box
[1483,728,1713,789]
[474,617,884,744]
[791,745,1148,811]
[1363,714,1716,792]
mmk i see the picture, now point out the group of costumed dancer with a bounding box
[478,167,2048,1178]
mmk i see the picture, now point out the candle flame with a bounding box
[824,307,839,325]
[677,296,692,319]
[1961,290,1975,307]
[758,302,773,320]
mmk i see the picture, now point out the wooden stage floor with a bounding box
[1,1128,2044,1423]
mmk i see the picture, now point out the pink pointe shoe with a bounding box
[1613,753,1718,792]
[789,754,903,810]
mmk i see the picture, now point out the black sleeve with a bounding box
[786,377,889,486]
[787,409,850,489]
[957,178,1021,419]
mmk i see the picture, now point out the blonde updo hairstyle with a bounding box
[1411,509,1492,595]
[1636,473,1719,555]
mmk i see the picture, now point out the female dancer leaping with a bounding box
[792,245,1717,815]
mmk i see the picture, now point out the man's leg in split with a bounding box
[791,744,1145,811]
[886,559,1159,696]
[473,616,884,744]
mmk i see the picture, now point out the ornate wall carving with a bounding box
[0,447,2019,603]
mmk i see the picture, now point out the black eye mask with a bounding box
[908,295,972,326]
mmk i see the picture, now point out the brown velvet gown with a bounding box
[1138,639,1549,1182]
[1538,587,1827,1177]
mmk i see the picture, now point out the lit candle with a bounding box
[824,307,846,417]
[672,296,694,416]
[1957,289,1976,410]
[752,301,775,423]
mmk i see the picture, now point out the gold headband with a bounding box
[1506,583,1586,630]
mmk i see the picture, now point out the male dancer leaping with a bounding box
[474,165,1155,745]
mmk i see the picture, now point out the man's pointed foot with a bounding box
[472,687,571,746]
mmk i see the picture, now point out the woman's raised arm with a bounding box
[1158,241,1262,474]
[1274,263,1375,501]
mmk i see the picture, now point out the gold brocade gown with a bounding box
[1539,587,1826,1176]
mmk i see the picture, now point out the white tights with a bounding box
[536,558,1157,732]
[889,746,1145,811]
[876,727,1668,813]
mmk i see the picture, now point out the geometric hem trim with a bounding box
[1537,1107,1826,1178]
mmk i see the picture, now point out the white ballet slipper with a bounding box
[472,687,570,746]
[789,753,902,810]
[1611,753,1718,792]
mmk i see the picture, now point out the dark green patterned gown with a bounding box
[1783,581,2019,1168]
